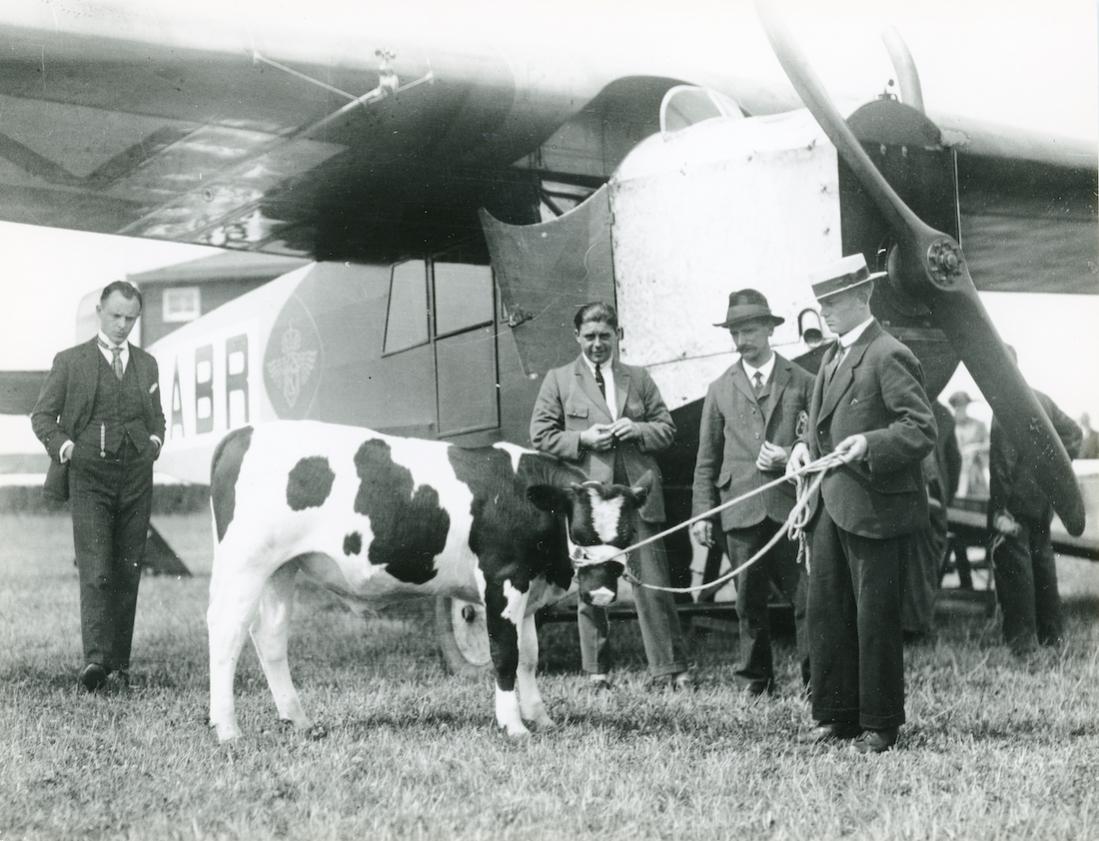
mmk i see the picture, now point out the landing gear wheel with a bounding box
[435,596,491,676]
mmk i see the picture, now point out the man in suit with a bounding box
[690,290,813,695]
[787,254,935,753]
[31,280,166,692]
[530,301,690,690]
[988,346,1081,655]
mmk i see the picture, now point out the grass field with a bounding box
[1,511,1097,841]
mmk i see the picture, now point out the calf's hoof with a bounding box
[211,720,242,743]
[498,720,531,739]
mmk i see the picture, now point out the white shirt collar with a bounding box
[741,353,776,385]
[579,353,617,419]
[97,331,129,353]
[580,353,613,377]
[838,316,874,349]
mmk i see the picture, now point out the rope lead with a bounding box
[622,452,844,595]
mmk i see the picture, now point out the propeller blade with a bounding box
[756,1,1086,536]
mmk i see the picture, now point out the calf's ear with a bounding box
[628,470,654,505]
[527,484,571,514]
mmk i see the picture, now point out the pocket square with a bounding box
[149,382,159,394]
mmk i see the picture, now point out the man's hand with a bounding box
[608,417,640,442]
[993,511,1020,536]
[756,441,788,472]
[580,425,616,452]
[150,436,162,460]
[59,440,74,464]
[690,520,714,547]
[786,442,810,479]
[833,434,868,464]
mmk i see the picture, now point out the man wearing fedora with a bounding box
[31,280,165,692]
[787,254,935,753]
[690,290,813,695]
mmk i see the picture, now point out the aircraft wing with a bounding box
[0,2,1094,290]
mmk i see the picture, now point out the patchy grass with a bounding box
[1,512,1097,841]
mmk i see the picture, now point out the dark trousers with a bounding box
[69,439,153,671]
[726,520,809,689]
[991,518,1062,653]
[808,506,907,730]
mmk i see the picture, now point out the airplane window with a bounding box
[433,263,493,337]
[436,325,499,434]
[659,85,744,134]
[383,261,429,354]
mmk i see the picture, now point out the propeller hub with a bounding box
[927,240,964,289]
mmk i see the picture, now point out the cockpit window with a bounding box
[659,85,744,134]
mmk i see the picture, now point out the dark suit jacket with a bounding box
[529,356,675,522]
[691,354,813,531]
[31,338,166,498]
[806,320,935,538]
[989,389,1082,525]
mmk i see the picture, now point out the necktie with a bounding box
[99,339,124,381]
[594,363,606,400]
[752,371,764,395]
[825,347,843,386]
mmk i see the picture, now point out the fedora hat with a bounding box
[809,253,887,301]
[714,289,784,329]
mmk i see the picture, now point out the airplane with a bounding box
[1,0,1095,669]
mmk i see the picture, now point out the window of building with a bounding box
[162,286,201,323]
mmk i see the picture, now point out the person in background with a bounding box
[530,301,691,691]
[988,346,1082,655]
[950,391,989,499]
[690,289,812,695]
[902,402,959,642]
[31,280,165,692]
[1078,413,1099,459]
[787,254,936,753]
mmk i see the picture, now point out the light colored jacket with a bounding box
[529,356,675,522]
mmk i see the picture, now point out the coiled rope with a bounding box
[615,452,846,595]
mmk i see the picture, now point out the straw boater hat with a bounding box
[808,253,887,301]
[714,289,784,329]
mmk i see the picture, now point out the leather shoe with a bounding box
[588,674,614,692]
[80,663,107,692]
[853,727,898,754]
[670,671,694,692]
[742,679,774,697]
[798,721,861,745]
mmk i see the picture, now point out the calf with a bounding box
[207,420,651,741]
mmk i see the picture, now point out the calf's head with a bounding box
[527,471,653,607]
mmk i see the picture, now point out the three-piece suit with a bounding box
[804,321,935,729]
[31,336,166,673]
[692,354,813,689]
[530,356,689,677]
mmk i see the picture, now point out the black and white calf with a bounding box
[207,421,651,741]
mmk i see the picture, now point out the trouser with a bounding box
[69,439,154,671]
[808,506,907,730]
[578,516,690,678]
[902,500,946,636]
[726,520,809,689]
[990,517,1062,653]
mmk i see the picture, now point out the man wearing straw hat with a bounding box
[690,289,813,696]
[787,254,935,753]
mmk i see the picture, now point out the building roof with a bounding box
[126,251,310,286]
